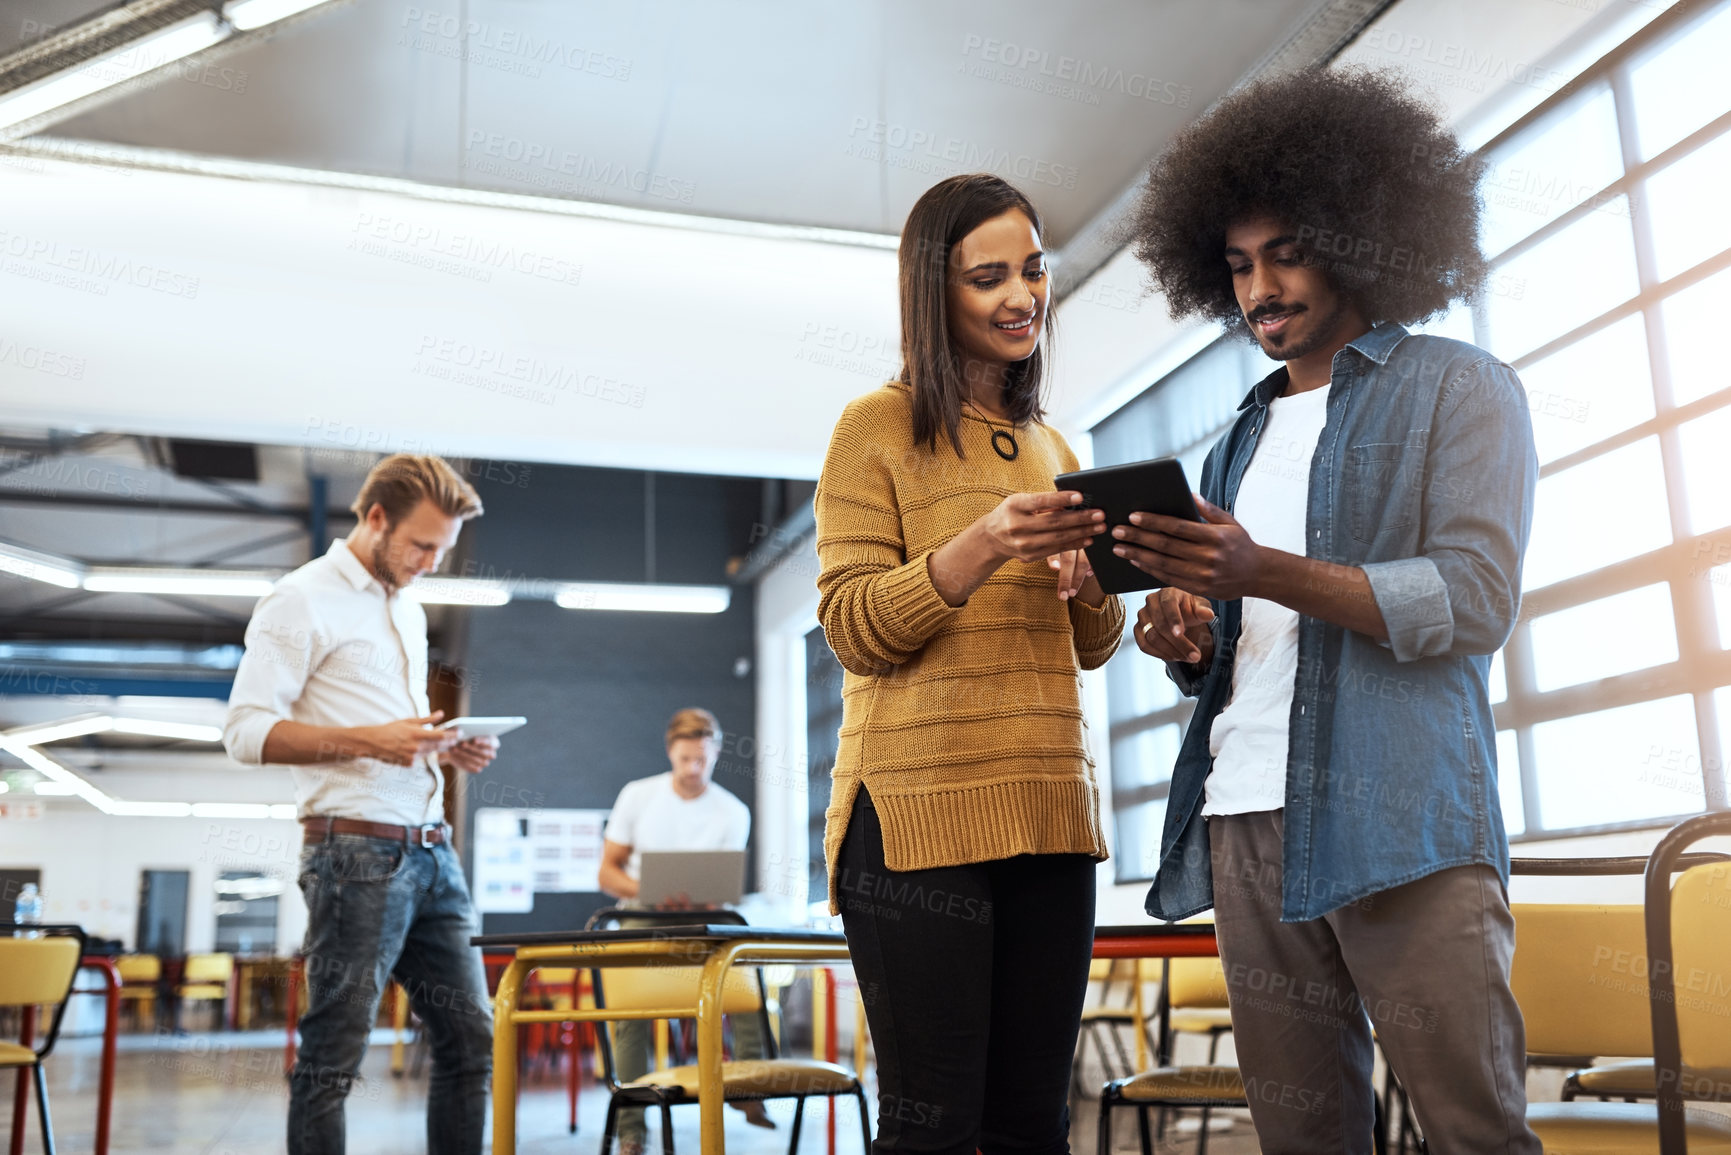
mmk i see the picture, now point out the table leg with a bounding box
[697,944,747,1155]
[490,958,528,1155]
[9,1006,33,1155]
[391,984,407,1076]
[93,958,119,1155]
[284,960,302,1077]
[567,973,581,1134]
[824,968,837,1155]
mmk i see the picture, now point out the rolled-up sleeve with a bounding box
[223,587,319,765]
[1367,360,1537,662]
[1068,592,1125,670]
[814,409,963,677]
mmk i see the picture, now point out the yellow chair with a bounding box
[1512,822,1731,1154]
[1075,957,1151,1093]
[176,952,234,1030]
[591,961,870,1154]
[1159,955,1233,1063]
[0,925,87,1155]
[115,953,161,1030]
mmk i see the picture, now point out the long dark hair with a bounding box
[898,174,1051,456]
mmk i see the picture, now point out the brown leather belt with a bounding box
[301,816,448,848]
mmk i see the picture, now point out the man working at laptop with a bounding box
[599,707,768,1145]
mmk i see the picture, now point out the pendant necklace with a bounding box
[967,399,1020,461]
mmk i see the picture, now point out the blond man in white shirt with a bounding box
[224,454,499,1155]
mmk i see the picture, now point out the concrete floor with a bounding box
[10,1029,1265,1154]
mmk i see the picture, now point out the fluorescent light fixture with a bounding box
[5,715,224,745]
[191,802,273,819]
[404,578,512,607]
[1,737,288,818]
[0,541,82,589]
[554,582,731,614]
[0,739,115,813]
[109,718,224,742]
[108,800,194,818]
[82,568,277,598]
[0,13,227,132]
[5,714,115,746]
[224,0,336,32]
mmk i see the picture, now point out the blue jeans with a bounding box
[290,834,493,1155]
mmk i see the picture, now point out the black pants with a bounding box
[837,788,1096,1154]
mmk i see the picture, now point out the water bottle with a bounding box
[14,882,43,937]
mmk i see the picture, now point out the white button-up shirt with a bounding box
[223,538,445,825]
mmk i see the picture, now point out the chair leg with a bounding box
[1196,1105,1212,1155]
[1373,1088,1387,1155]
[1136,1104,1153,1155]
[601,1094,620,1155]
[33,1063,56,1155]
[658,1099,676,1155]
[1106,1022,1133,1077]
[854,1085,872,1151]
[1095,1091,1113,1155]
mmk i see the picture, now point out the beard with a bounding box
[371,532,407,592]
[1251,294,1352,363]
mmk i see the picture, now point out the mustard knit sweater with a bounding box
[815,381,1124,914]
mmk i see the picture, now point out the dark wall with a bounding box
[456,464,762,935]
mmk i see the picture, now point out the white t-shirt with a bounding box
[602,772,751,881]
[1204,383,1332,817]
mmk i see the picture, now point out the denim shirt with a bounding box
[1146,323,1538,923]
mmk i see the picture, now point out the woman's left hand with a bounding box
[1048,548,1093,601]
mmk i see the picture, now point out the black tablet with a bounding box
[1054,457,1201,595]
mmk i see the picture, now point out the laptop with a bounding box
[637,850,747,908]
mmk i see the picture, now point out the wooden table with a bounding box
[474,922,1219,1154]
[473,925,852,1155]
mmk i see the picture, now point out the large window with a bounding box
[1096,1,1731,879]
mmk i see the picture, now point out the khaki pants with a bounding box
[1206,810,1541,1155]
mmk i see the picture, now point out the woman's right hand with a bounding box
[929,492,1105,607]
[976,492,1105,562]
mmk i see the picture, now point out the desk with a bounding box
[474,925,851,1155]
[476,923,1218,1155]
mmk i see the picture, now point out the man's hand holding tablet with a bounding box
[434,716,525,774]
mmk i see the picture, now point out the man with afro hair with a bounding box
[1111,68,1541,1153]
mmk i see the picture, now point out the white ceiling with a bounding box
[30,0,1321,244]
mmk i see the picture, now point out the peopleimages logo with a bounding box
[462,132,696,204]
[958,35,1192,108]
[844,118,1079,190]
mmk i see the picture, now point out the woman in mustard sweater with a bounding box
[815,173,1125,1152]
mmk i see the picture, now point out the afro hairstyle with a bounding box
[1129,67,1488,330]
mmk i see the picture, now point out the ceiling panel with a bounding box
[45,0,1320,243]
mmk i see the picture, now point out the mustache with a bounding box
[1248,304,1305,324]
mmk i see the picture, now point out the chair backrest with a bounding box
[182,952,234,983]
[116,954,161,983]
[0,937,82,1008]
[1510,903,1652,1059]
[596,964,762,1016]
[1667,861,1731,1071]
[1166,956,1229,1010]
